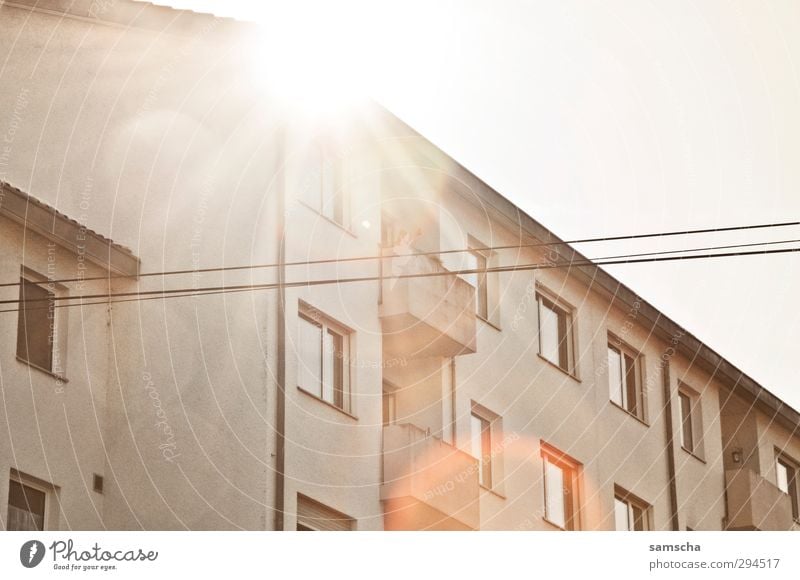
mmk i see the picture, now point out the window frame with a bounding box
[614,486,651,531]
[6,470,58,531]
[470,412,493,489]
[607,335,646,422]
[296,302,353,414]
[458,236,499,326]
[302,139,348,228]
[775,452,799,522]
[536,288,577,376]
[441,359,456,444]
[469,249,489,319]
[16,268,68,379]
[296,493,355,531]
[677,384,704,459]
[540,442,581,530]
[382,381,397,427]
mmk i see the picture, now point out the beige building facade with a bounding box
[0,0,798,532]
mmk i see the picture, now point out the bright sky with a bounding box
[152,0,800,410]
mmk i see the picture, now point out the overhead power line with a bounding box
[0,220,796,289]
[0,244,797,314]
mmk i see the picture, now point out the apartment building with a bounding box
[0,0,798,532]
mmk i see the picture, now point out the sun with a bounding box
[244,2,377,114]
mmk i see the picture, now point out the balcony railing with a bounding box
[725,468,795,530]
[381,423,480,530]
[380,250,476,359]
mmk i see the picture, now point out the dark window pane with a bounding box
[632,504,645,531]
[557,308,569,371]
[624,354,637,415]
[382,391,395,426]
[481,418,492,489]
[328,329,344,409]
[680,392,694,452]
[7,480,45,531]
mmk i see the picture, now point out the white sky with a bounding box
[152,0,800,410]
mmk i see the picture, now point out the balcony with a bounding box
[380,251,476,359]
[725,468,795,530]
[381,423,480,530]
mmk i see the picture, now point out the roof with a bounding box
[0,181,140,277]
[377,110,800,431]
[1,0,251,37]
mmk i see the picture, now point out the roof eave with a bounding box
[1,182,140,278]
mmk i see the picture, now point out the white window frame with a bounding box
[382,381,397,427]
[541,442,581,530]
[775,452,799,522]
[459,236,498,325]
[302,139,348,227]
[607,335,645,422]
[297,302,352,413]
[536,288,576,375]
[678,384,704,458]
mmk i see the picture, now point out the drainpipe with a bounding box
[274,126,287,531]
[662,359,680,531]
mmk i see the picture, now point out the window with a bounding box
[297,304,351,412]
[302,141,346,226]
[470,413,492,488]
[17,276,55,371]
[441,359,455,444]
[381,213,398,249]
[608,338,644,420]
[460,236,500,326]
[679,391,693,450]
[677,384,703,458]
[537,293,574,373]
[614,487,651,531]
[296,494,354,531]
[776,455,799,521]
[382,382,397,427]
[461,249,488,319]
[6,476,49,531]
[541,443,581,530]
